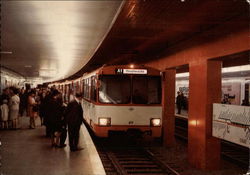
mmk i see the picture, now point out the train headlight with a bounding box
[98,117,111,126]
[150,118,161,127]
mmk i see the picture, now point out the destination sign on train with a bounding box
[116,69,147,74]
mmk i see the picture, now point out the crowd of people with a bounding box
[0,87,46,130]
[0,86,84,152]
[0,87,22,129]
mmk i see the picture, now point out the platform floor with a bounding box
[175,107,188,119]
[0,117,106,175]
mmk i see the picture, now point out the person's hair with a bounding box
[75,93,82,98]
[30,90,36,95]
[13,88,19,95]
[51,90,60,97]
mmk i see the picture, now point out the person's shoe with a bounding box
[70,148,77,152]
[51,143,57,147]
[58,144,67,148]
[76,147,84,151]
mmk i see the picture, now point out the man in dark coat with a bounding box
[65,93,83,152]
[46,90,63,146]
[176,91,183,114]
[43,91,52,137]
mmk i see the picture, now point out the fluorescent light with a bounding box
[0,51,12,54]
[222,65,250,73]
[176,72,189,78]
[39,69,57,77]
[175,65,250,78]
[222,78,246,83]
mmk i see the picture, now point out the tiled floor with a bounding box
[0,117,105,175]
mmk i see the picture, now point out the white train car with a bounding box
[81,65,162,137]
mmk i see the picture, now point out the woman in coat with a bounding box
[9,88,20,129]
[27,90,37,129]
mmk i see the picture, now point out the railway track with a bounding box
[86,117,248,174]
[83,116,182,175]
[93,134,180,175]
[97,145,180,175]
[175,116,249,169]
[221,141,249,168]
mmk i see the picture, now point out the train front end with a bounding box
[82,65,162,138]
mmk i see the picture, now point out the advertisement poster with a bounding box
[176,80,189,97]
[222,82,241,105]
[212,103,250,147]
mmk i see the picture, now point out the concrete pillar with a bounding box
[188,60,221,170]
[162,68,176,147]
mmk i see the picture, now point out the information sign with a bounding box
[115,69,147,75]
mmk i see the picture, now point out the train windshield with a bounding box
[132,76,161,104]
[99,75,161,104]
[99,75,131,104]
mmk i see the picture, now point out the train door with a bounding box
[83,78,91,123]
[66,84,70,103]
[244,81,249,105]
[89,76,97,124]
[80,79,83,94]
[62,84,65,103]
[75,80,80,94]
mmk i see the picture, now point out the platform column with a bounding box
[188,60,221,170]
[162,68,176,147]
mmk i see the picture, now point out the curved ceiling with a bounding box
[1,0,249,83]
[1,0,123,82]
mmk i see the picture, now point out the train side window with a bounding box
[81,79,84,94]
[83,78,90,100]
[83,80,85,98]
[90,76,97,102]
[83,79,86,98]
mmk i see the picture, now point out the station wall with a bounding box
[176,78,249,106]
[0,67,26,93]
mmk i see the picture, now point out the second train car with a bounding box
[81,65,162,137]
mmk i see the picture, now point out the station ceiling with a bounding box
[1,1,123,81]
[1,0,249,82]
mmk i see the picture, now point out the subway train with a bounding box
[52,65,162,138]
[50,65,249,137]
